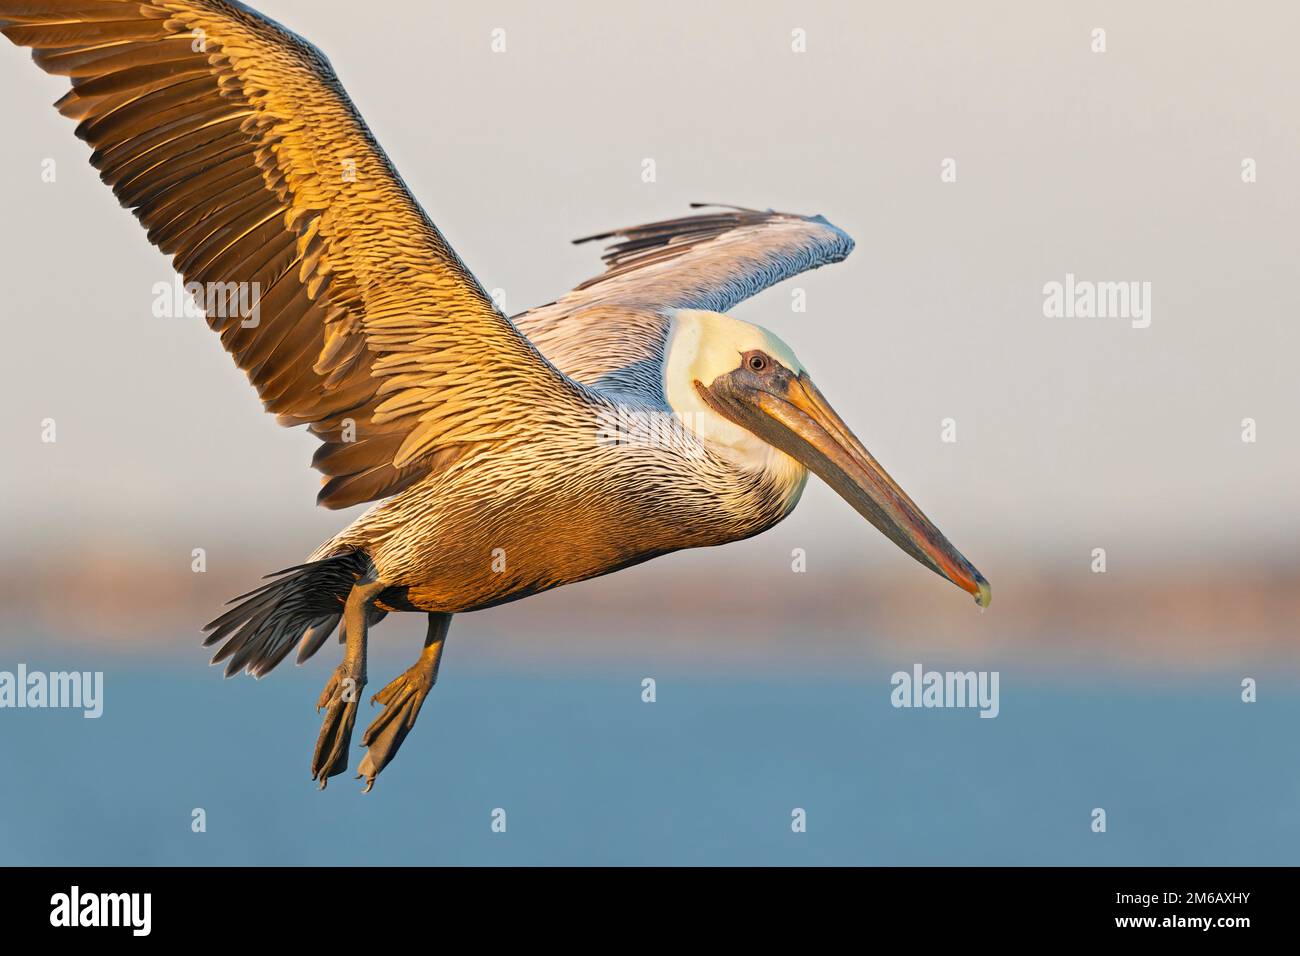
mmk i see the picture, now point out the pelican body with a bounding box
[1,0,990,789]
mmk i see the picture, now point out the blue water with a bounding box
[0,659,1296,865]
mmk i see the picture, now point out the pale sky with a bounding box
[1,0,1296,575]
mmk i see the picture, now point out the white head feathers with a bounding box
[662,309,808,486]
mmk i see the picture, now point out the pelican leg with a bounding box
[357,612,452,792]
[311,577,387,789]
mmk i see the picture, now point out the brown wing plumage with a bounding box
[515,204,855,393]
[1,0,580,508]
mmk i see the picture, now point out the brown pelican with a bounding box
[1,0,990,789]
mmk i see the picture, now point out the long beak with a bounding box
[702,371,991,607]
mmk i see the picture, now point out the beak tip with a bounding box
[972,571,992,609]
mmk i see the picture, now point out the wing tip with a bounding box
[573,203,850,246]
[571,203,856,271]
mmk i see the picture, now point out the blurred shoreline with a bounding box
[2,545,1296,676]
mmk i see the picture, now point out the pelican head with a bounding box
[665,309,991,608]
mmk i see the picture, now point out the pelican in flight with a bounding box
[2,0,990,789]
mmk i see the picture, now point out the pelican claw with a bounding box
[358,653,439,790]
[310,663,366,785]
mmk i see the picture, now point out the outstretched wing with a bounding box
[1,0,582,508]
[514,204,855,393]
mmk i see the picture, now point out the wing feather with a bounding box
[515,204,855,394]
[2,0,580,508]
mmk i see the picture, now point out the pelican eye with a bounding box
[746,353,769,373]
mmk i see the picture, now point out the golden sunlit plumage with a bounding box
[1,0,989,790]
